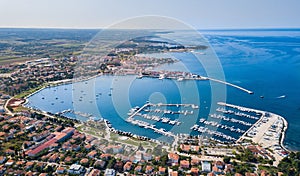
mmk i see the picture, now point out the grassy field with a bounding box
[14,84,46,99]
[0,56,34,65]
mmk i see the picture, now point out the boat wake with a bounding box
[276,95,286,99]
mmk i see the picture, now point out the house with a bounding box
[224,164,234,173]
[80,158,89,166]
[87,150,98,158]
[170,171,178,176]
[15,161,25,167]
[158,166,166,175]
[145,165,153,174]
[134,165,142,173]
[25,161,35,170]
[85,144,93,150]
[191,158,199,166]
[215,160,224,169]
[142,153,152,161]
[64,156,72,164]
[260,170,267,176]
[49,153,59,162]
[56,167,65,174]
[180,144,191,152]
[100,153,111,160]
[212,166,223,175]
[94,160,106,169]
[5,159,14,166]
[180,160,190,169]
[88,169,101,176]
[0,165,6,175]
[168,153,179,165]
[112,145,123,153]
[191,167,199,175]
[207,172,215,176]
[71,144,81,151]
[114,161,124,172]
[5,149,14,155]
[0,156,6,164]
[68,164,85,175]
[123,161,132,171]
[104,169,116,176]
[201,161,211,172]
[133,151,142,163]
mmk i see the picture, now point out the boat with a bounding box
[136,74,143,79]
[191,104,199,109]
[199,118,206,123]
[277,95,286,99]
[158,74,165,80]
[177,77,184,81]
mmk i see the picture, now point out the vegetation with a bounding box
[0,28,98,64]
[278,152,300,175]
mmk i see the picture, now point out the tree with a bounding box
[223,156,231,164]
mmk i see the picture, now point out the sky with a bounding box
[0,0,300,29]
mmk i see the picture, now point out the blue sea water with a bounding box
[26,29,300,150]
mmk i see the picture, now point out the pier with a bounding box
[126,102,199,138]
[207,77,253,94]
[139,70,253,94]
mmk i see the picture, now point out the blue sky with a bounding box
[0,0,299,29]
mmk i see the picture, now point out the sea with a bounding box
[25,29,300,150]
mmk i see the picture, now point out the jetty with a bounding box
[126,102,199,138]
[207,77,253,94]
[139,70,253,94]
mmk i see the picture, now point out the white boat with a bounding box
[177,77,184,81]
[136,74,143,79]
[158,74,165,80]
[191,104,199,109]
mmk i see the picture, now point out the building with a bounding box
[123,161,132,172]
[168,153,179,165]
[201,161,211,172]
[0,156,6,164]
[88,169,101,176]
[180,160,190,169]
[87,150,98,158]
[143,153,152,161]
[26,127,75,157]
[104,169,116,176]
[56,167,65,174]
[158,166,166,175]
[68,164,84,175]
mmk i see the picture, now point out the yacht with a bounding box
[158,74,165,80]
[177,77,184,81]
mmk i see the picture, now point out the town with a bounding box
[0,29,299,176]
[0,96,299,176]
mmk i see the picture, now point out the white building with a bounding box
[201,161,211,172]
[68,164,84,175]
[104,169,116,176]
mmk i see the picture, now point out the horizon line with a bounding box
[0,26,300,31]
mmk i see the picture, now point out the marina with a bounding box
[125,101,264,144]
[217,102,288,160]
[126,102,199,138]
